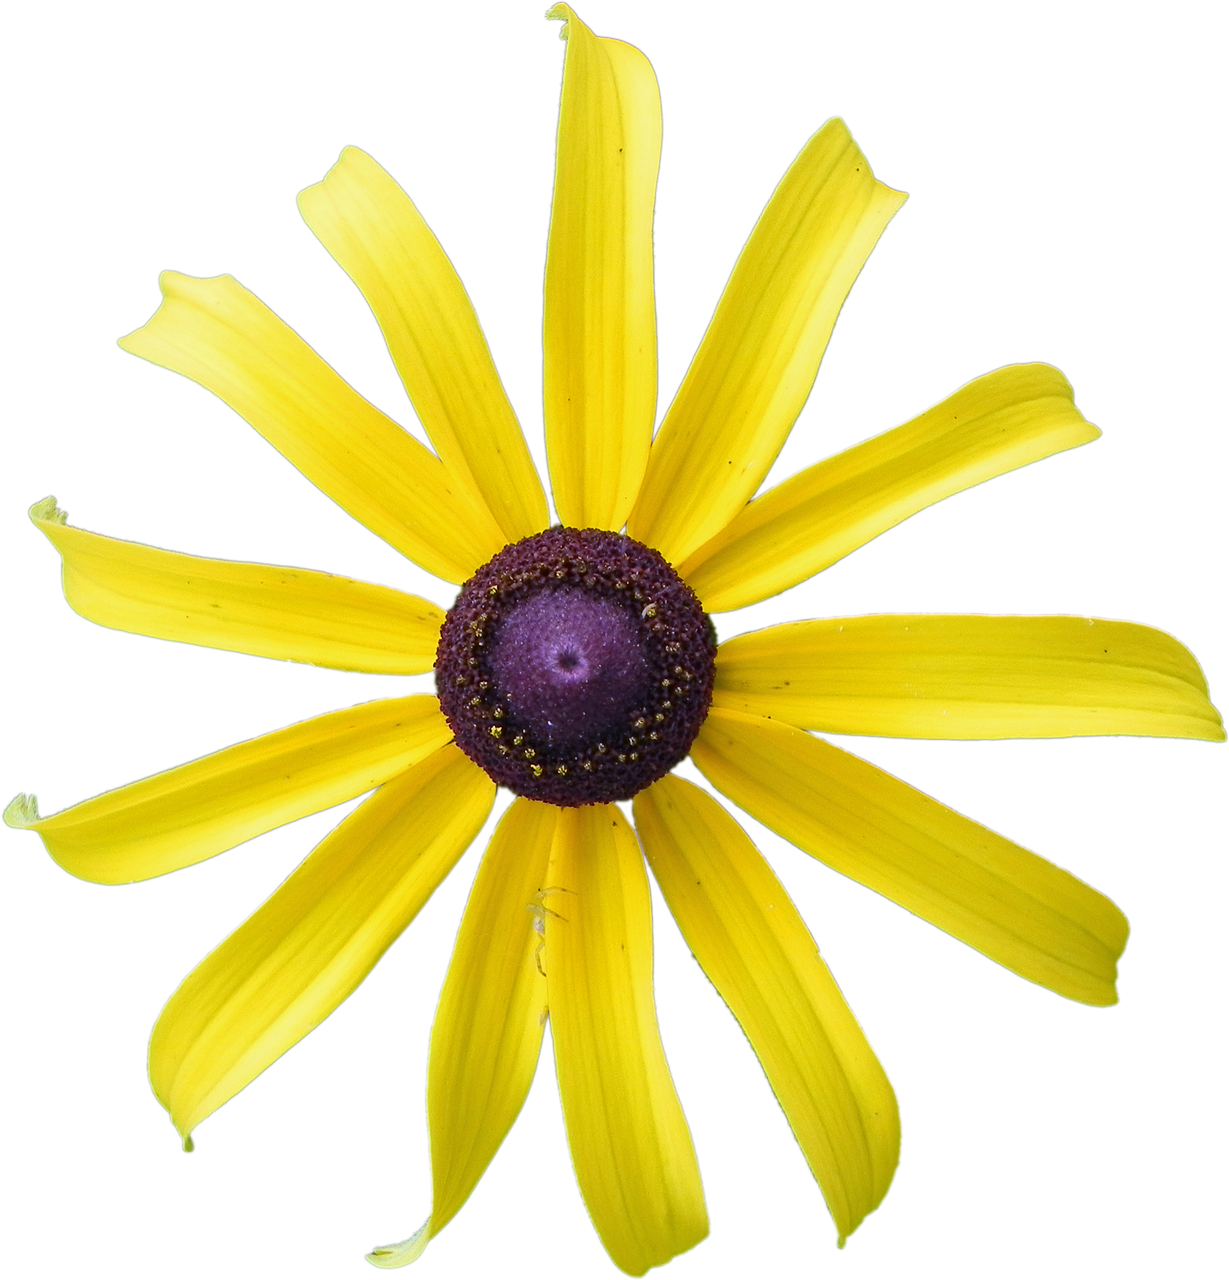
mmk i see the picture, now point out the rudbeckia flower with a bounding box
[6,5,1222,1276]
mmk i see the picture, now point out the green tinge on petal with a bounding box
[149,745,494,1145]
[692,708,1129,1006]
[118,271,504,583]
[544,4,661,531]
[714,614,1226,741]
[385,800,557,1265]
[298,147,548,545]
[545,804,707,1276]
[30,498,444,674]
[5,695,451,883]
[635,776,898,1245]
[680,363,1100,612]
[367,1221,430,1270]
[627,118,906,567]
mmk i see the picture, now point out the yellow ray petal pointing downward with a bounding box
[544,4,662,531]
[692,707,1128,1006]
[149,744,495,1147]
[368,799,556,1269]
[545,804,707,1276]
[635,776,898,1245]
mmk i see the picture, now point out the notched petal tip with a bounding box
[4,794,40,829]
[366,1218,431,1269]
[295,144,363,212]
[546,3,572,33]
[831,115,910,205]
[29,496,66,526]
[116,270,243,356]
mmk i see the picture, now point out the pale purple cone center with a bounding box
[488,589,649,748]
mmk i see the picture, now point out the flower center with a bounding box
[436,527,716,806]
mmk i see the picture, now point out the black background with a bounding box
[9,5,1218,1274]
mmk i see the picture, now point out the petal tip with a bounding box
[546,3,571,32]
[366,1218,431,1269]
[117,274,188,352]
[4,793,40,829]
[29,495,65,525]
[297,146,359,212]
[182,1133,195,1153]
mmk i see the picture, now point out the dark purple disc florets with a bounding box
[436,527,716,805]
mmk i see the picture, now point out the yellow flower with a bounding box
[5,5,1222,1276]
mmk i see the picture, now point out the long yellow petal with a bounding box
[368,800,556,1269]
[3,696,451,883]
[714,615,1225,741]
[634,776,897,1245]
[680,364,1100,611]
[692,708,1128,1006]
[298,146,548,545]
[545,804,707,1275]
[30,498,443,674]
[118,271,503,582]
[543,4,661,530]
[627,119,906,566]
[149,744,494,1146]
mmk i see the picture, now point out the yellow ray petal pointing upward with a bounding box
[628,119,905,565]
[544,4,662,531]
[299,146,548,545]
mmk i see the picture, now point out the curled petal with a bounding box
[713,614,1225,740]
[4,696,451,883]
[30,498,443,673]
[119,271,503,582]
[692,708,1129,1006]
[369,800,556,1267]
[298,146,548,545]
[635,776,898,1245]
[680,364,1100,611]
[544,4,662,531]
[545,804,707,1275]
[628,118,905,566]
[149,744,495,1145]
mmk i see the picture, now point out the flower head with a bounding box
[6,5,1223,1276]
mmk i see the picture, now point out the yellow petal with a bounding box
[118,271,503,583]
[692,708,1128,1006]
[298,147,548,545]
[634,776,898,1245]
[29,498,443,674]
[714,615,1226,741]
[4,696,451,883]
[545,804,707,1275]
[680,364,1101,611]
[149,744,494,1145]
[368,800,555,1268]
[543,5,661,530]
[627,119,906,566]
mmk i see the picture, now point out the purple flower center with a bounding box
[435,527,716,806]
[489,590,649,748]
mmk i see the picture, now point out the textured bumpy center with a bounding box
[436,527,716,805]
